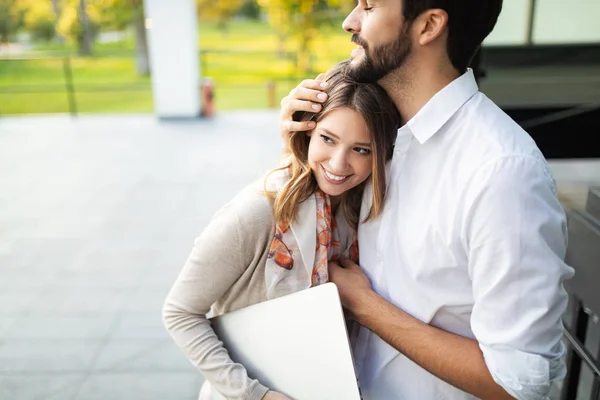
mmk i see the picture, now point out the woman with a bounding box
[163,60,399,400]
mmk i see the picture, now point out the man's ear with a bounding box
[414,8,448,46]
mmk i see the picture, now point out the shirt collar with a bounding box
[402,68,479,145]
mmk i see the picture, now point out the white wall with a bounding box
[485,0,532,46]
[144,0,200,118]
[484,0,600,46]
[532,0,600,44]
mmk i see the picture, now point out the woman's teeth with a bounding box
[324,169,347,181]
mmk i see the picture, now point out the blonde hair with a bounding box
[265,61,399,230]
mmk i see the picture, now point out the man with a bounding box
[279,1,574,399]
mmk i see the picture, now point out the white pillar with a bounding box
[144,0,200,119]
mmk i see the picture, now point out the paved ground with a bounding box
[0,112,598,400]
[0,112,282,400]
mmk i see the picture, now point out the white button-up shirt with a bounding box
[354,69,574,400]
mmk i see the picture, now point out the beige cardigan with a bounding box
[163,181,275,400]
[164,171,358,400]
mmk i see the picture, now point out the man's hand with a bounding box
[330,262,515,400]
[279,75,329,150]
[328,257,375,321]
[262,390,292,400]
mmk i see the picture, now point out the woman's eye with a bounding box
[355,147,371,155]
[320,135,334,144]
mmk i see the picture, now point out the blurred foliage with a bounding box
[23,0,56,41]
[196,0,245,31]
[95,0,142,30]
[3,0,356,66]
[238,0,261,19]
[95,0,148,74]
[56,0,100,54]
[0,2,359,114]
[0,20,355,114]
[0,0,26,43]
[256,0,354,72]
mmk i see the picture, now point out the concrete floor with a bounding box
[0,112,282,400]
[0,111,598,400]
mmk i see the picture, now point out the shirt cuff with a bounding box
[480,342,566,400]
[247,381,270,400]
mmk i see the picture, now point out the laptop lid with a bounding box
[209,282,362,400]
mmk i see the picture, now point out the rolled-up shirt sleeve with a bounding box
[463,155,575,400]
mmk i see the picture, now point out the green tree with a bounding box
[196,0,245,32]
[50,0,64,42]
[23,0,57,42]
[0,0,26,43]
[96,0,149,75]
[238,0,261,20]
[257,0,353,73]
[57,0,100,55]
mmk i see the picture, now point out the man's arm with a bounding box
[330,259,515,400]
[331,155,572,400]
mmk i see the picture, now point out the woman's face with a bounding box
[307,107,373,200]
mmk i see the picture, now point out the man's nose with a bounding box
[342,7,361,34]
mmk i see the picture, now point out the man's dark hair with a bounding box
[402,0,503,72]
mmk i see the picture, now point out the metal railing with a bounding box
[0,56,155,116]
[561,189,600,400]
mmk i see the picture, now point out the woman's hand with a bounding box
[279,75,329,150]
[262,390,292,400]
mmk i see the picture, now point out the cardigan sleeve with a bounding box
[162,187,274,400]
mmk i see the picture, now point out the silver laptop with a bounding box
[209,282,362,400]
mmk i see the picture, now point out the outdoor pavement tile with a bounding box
[46,266,144,290]
[0,318,16,338]
[91,338,193,372]
[25,287,130,317]
[3,316,117,340]
[109,314,170,340]
[120,287,170,316]
[73,372,202,400]
[0,373,86,400]
[137,270,183,290]
[0,288,39,317]
[0,339,104,373]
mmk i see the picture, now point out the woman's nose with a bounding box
[329,150,349,173]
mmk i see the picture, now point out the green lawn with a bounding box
[0,20,354,115]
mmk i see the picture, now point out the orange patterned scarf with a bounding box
[265,188,359,299]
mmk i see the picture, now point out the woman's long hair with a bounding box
[265,61,400,231]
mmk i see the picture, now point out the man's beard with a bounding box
[346,25,412,83]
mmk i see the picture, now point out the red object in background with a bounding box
[201,78,215,117]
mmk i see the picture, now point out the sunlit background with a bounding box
[0,0,359,114]
[0,1,599,399]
